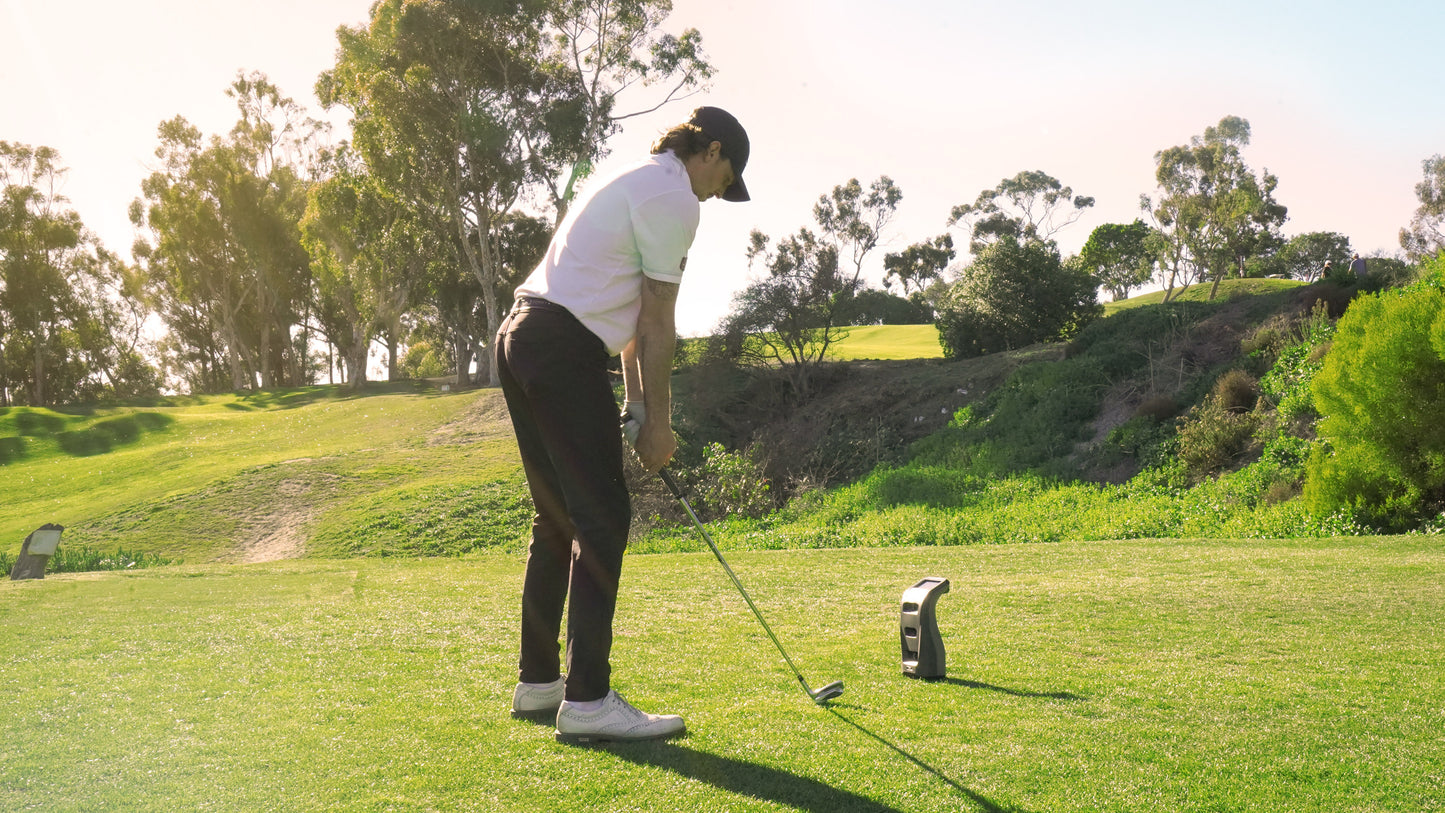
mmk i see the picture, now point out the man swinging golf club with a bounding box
[497,106,750,744]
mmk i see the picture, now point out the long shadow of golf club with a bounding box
[940,677,1085,701]
[825,708,1030,813]
[605,741,906,812]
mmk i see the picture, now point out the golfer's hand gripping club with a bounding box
[621,404,675,473]
[658,468,844,705]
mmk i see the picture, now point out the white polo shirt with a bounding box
[514,151,700,355]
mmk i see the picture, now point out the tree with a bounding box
[1079,220,1156,301]
[1400,154,1445,262]
[320,0,578,387]
[1272,231,1352,281]
[540,0,714,221]
[832,287,932,326]
[131,74,322,392]
[882,233,954,295]
[813,176,903,283]
[718,228,844,398]
[0,142,154,405]
[935,237,1101,360]
[719,176,903,398]
[1141,116,1288,301]
[301,146,428,388]
[948,170,1094,254]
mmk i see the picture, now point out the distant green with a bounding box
[825,324,944,360]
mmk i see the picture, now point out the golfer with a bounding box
[497,106,750,743]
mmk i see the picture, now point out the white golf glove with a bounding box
[621,400,645,447]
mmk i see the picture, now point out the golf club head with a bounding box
[809,681,845,704]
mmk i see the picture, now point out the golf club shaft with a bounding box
[658,469,815,695]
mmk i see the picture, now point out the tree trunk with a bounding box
[32,335,46,407]
[385,324,399,382]
[453,332,473,389]
[346,324,370,390]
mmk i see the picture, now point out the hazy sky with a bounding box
[3,0,1442,336]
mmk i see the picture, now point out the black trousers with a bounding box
[495,299,631,702]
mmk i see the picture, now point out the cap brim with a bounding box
[721,175,749,202]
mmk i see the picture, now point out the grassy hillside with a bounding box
[1103,277,1305,315]
[0,383,527,564]
[3,275,1411,571]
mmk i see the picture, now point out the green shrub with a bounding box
[400,341,449,379]
[1305,278,1445,529]
[1134,395,1178,422]
[1212,369,1260,413]
[863,466,989,509]
[0,546,177,575]
[1176,400,1260,479]
[685,442,772,520]
[936,237,1101,359]
[1106,415,1177,470]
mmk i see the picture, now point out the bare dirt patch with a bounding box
[240,507,312,563]
[429,390,512,446]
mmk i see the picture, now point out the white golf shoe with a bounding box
[554,690,685,744]
[511,678,565,719]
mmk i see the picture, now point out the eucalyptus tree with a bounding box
[882,233,954,295]
[1079,220,1155,301]
[814,176,903,285]
[131,74,322,391]
[1274,231,1352,281]
[321,0,584,387]
[948,170,1095,255]
[224,73,329,387]
[0,142,152,405]
[1141,116,1287,301]
[540,0,714,221]
[720,176,903,398]
[1400,153,1445,262]
[720,228,844,399]
[301,146,429,388]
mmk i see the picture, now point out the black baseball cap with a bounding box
[688,106,750,202]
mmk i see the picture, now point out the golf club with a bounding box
[658,467,845,705]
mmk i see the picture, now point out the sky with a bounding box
[3,0,1443,338]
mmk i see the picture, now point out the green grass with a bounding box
[0,383,526,563]
[2,537,1440,811]
[1104,277,1306,315]
[825,324,945,360]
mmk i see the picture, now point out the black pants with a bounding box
[495,298,630,702]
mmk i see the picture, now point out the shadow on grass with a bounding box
[55,413,175,457]
[606,741,910,813]
[1,409,175,460]
[825,709,1029,813]
[0,436,25,465]
[232,380,455,410]
[940,676,1085,701]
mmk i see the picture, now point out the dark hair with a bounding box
[651,123,715,160]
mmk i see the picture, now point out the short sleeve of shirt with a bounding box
[631,188,700,285]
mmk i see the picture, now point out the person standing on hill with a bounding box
[1349,253,1368,286]
[495,106,751,744]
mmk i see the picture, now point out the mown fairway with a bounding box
[824,325,944,361]
[2,537,1440,812]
